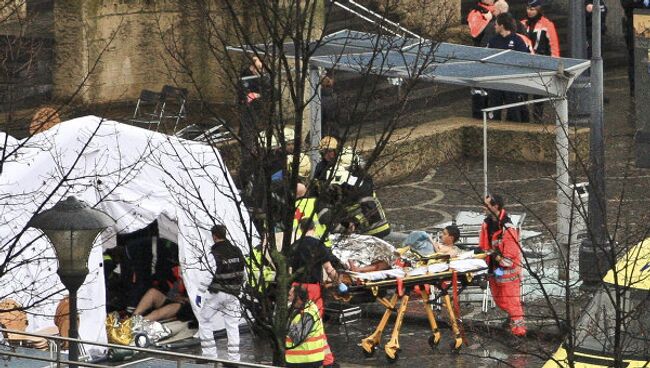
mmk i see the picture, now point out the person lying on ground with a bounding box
[132,265,191,321]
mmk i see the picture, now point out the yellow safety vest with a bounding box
[293,197,331,247]
[346,192,391,237]
[245,248,276,292]
[285,301,326,364]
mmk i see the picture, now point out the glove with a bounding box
[337,283,349,294]
[494,267,504,277]
[271,170,283,182]
[195,295,202,308]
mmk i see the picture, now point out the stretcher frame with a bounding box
[346,260,489,362]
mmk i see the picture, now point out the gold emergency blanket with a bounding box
[106,312,133,346]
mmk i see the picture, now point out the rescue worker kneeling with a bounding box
[285,285,326,368]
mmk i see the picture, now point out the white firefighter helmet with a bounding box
[287,153,312,178]
[283,127,295,142]
[258,126,295,149]
[338,147,354,168]
[319,136,338,151]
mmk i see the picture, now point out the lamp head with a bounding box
[28,197,115,283]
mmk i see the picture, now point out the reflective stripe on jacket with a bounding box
[517,33,536,55]
[293,197,331,246]
[521,16,560,57]
[245,247,276,292]
[479,210,522,280]
[345,193,391,238]
[285,301,326,364]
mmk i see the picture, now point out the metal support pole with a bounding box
[556,98,571,281]
[483,111,488,198]
[480,96,555,199]
[568,0,590,122]
[569,0,587,59]
[68,287,79,368]
[589,0,606,248]
[308,67,322,175]
[580,0,609,286]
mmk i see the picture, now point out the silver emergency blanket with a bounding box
[331,234,397,267]
[130,315,172,343]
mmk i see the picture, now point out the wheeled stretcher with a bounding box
[344,254,489,362]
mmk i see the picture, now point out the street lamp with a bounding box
[28,196,114,368]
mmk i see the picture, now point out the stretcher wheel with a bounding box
[450,338,463,353]
[428,334,441,349]
[386,352,399,363]
[361,345,376,357]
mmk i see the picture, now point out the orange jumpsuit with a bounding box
[479,210,526,336]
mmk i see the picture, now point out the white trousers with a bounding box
[198,291,241,361]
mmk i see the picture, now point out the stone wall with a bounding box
[367,0,460,37]
[53,1,230,104]
[356,117,589,184]
[218,117,590,185]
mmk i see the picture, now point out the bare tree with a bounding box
[151,0,460,364]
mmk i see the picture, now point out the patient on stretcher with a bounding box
[401,225,461,258]
[332,233,398,273]
[331,225,462,274]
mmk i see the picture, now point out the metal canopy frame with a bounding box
[231,29,590,96]
[229,29,590,257]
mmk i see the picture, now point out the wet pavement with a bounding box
[325,319,553,368]
[169,319,553,367]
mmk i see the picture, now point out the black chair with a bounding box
[129,89,165,126]
[160,85,188,131]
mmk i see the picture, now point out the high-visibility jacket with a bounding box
[285,301,326,365]
[245,247,276,292]
[293,197,331,247]
[345,193,391,238]
[517,33,536,55]
[521,15,560,57]
[467,2,495,41]
[479,209,526,336]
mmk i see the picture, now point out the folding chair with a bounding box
[175,118,233,144]
[160,85,188,131]
[129,89,164,125]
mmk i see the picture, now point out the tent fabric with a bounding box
[235,29,590,96]
[0,116,254,347]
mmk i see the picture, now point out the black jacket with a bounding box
[209,239,245,294]
[487,32,530,53]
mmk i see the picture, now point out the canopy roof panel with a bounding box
[232,29,590,96]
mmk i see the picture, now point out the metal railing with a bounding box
[0,327,278,368]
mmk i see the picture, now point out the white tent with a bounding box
[0,116,254,348]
